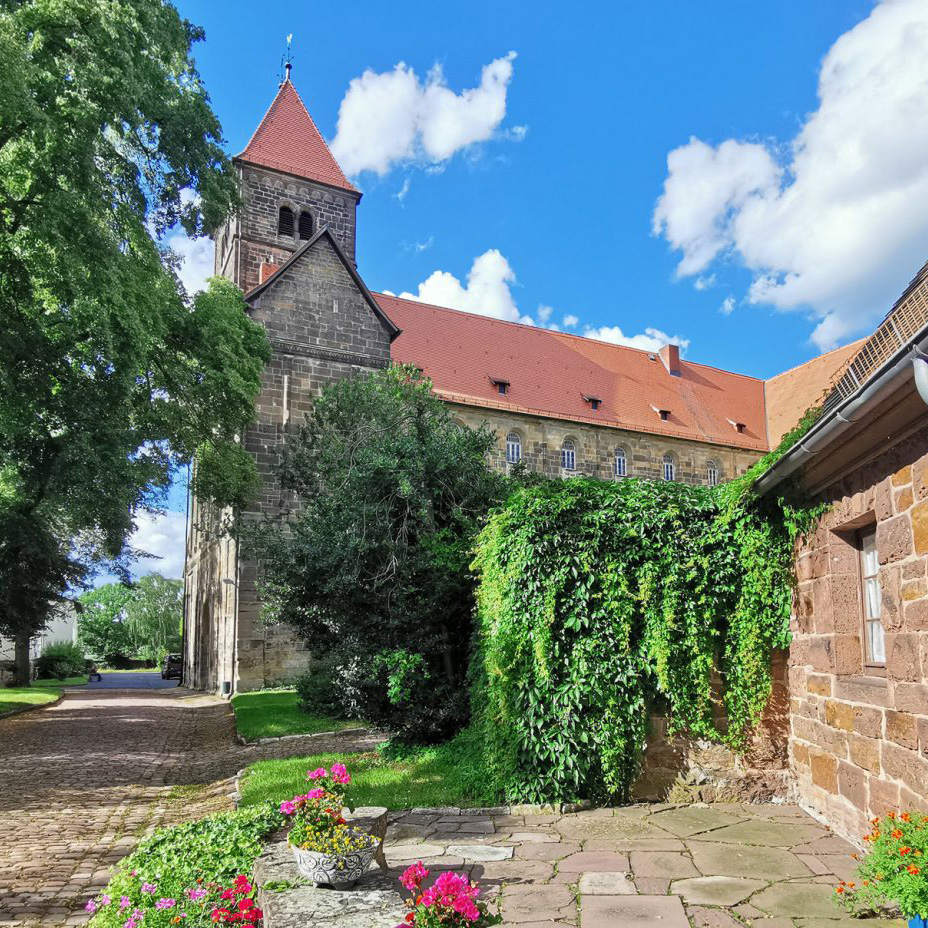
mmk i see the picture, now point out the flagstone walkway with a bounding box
[375,804,900,928]
[0,688,382,927]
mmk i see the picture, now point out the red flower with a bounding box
[900,846,912,856]
[892,829,903,839]
[907,865,921,875]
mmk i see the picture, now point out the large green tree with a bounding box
[77,573,182,664]
[250,366,505,743]
[0,1,270,683]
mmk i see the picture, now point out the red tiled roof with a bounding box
[377,293,769,452]
[236,79,358,194]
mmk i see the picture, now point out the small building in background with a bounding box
[0,602,78,683]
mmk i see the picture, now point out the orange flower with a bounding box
[851,854,860,860]
[889,812,896,819]
[871,817,881,825]
[892,829,903,839]
[900,846,912,856]
[907,865,921,875]
[901,813,911,822]
[836,886,845,894]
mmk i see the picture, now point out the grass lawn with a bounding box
[230,689,361,742]
[0,676,87,718]
[238,730,498,810]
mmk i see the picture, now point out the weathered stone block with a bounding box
[877,514,914,565]
[893,682,928,714]
[810,752,838,793]
[837,761,868,811]
[848,733,881,774]
[887,634,921,682]
[886,710,919,750]
[881,741,928,795]
[892,464,913,487]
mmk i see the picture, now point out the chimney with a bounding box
[259,261,277,284]
[659,343,680,375]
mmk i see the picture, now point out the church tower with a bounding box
[183,71,398,695]
[214,68,361,293]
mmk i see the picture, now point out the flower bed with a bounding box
[85,804,283,928]
[837,811,927,921]
[397,862,500,927]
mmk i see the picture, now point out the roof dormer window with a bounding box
[489,376,510,396]
[652,405,670,421]
[583,394,602,411]
[727,418,746,434]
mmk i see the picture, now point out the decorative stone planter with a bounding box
[289,831,378,886]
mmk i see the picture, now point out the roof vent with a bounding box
[659,343,681,375]
[648,353,657,361]
[727,418,747,433]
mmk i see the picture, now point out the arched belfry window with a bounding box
[506,432,522,464]
[561,439,576,471]
[615,448,627,478]
[662,453,675,482]
[277,205,294,237]
[298,211,314,241]
[707,461,720,487]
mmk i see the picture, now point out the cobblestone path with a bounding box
[0,688,382,927]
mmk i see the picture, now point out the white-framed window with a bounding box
[662,454,675,482]
[615,448,627,478]
[506,432,522,464]
[859,528,885,665]
[707,461,719,487]
[561,439,576,471]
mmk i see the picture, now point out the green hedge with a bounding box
[471,476,812,804]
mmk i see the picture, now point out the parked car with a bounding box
[161,654,182,680]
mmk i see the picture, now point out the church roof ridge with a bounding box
[236,78,358,194]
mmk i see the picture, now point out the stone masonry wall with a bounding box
[789,425,928,843]
[184,231,392,694]
[234,164,360,293]
[447,403,762,485]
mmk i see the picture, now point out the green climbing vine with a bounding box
[471,446,823,804]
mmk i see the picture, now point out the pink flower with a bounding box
[85,900,97,914]
[141,883,157,894]
[155,898,176,910]
[400,862,429,891]
[307,767,327,781]
[101,894,111,907]
[306,788,325,799]
[279,800,296,815]
[330,763,351,784]
[123,920,137,928]
[187,888,208,902]
[119,896,131,910]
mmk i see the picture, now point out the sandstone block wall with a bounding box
[789,425,928,843]
[447,403,762,485]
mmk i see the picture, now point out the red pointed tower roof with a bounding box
[236,77,358,194]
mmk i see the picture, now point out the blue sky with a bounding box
[134,0,928,578]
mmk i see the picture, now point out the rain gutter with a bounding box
[754,322,928,495]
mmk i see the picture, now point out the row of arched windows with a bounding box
[278,205,314,241]
[504,432,720,484]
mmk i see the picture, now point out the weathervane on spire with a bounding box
[281,34,293,84]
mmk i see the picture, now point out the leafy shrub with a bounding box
[249,366,506,744]
[295,656,344,716]
[472,477,814,804]
[836,811,928,918]
[35,641,86,680]
[88,804,282,928]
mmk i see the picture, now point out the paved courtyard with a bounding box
[377,804,897,928]
[0,689,900,928]
[0,688,381,927]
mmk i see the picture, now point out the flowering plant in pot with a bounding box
[836,811,928,926]
[395,862,501,927]
[279,763,378,885]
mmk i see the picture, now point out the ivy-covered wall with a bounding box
[471,476,807,804]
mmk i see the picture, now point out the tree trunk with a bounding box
[13,632,32,686]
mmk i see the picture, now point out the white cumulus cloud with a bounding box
[583,325,690,354]
[720,296,736,315]
[400,249,534,324]
[130,510,186,580]
[653,0,928,349]
[165,230,214,297]
[331,53,519,176]
[562,314,579,328]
